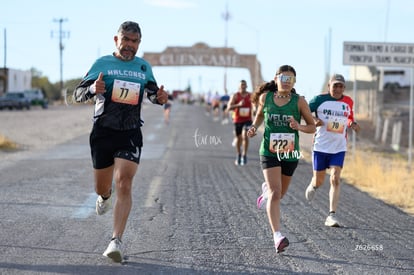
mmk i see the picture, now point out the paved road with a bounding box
[0,103,413,274]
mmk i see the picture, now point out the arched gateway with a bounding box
[142,42,263,91]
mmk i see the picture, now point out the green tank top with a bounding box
[259,92,301,161]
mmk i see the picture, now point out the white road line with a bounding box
[145,176,163,207]
[72,192,96,219]
[154,122,163,129]
[144,126,176,207]
[146,133,156,141]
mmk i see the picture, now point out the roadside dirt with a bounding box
[0,104,93,162]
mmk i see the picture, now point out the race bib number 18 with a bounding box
[111,79,140,105]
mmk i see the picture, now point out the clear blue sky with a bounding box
[1,0,412,99]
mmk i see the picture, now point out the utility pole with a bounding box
[51,18,69,93]
[2,28,7,94]
[3,28,6,69]
[237,21,260,89]
[222,3,231,94]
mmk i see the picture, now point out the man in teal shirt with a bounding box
[74,21,168,262]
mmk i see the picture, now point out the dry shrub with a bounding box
[343,150,414,215]
[0,134,18,149]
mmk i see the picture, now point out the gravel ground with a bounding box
[0,104,93,161]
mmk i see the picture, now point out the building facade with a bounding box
[0,68,32,95]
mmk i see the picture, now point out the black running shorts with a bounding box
[260,155,298,176]
[234,121,252,136]
[89,125,143,169]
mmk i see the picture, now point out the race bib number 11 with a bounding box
[111,79,140,105]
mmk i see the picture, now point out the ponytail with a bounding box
[251,80,277,105]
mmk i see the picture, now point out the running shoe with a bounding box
[305,183,317,201]
[240,155,247,166]
[96,195,112,215]
[235,155,241,166]
[325,213,340,227]
[103,238,123,263]
[256,182,268,209]
[275,236,289,253]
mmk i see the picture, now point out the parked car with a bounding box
[0,92,31,110]
[24,89,48,109]
[0,95,15,110]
